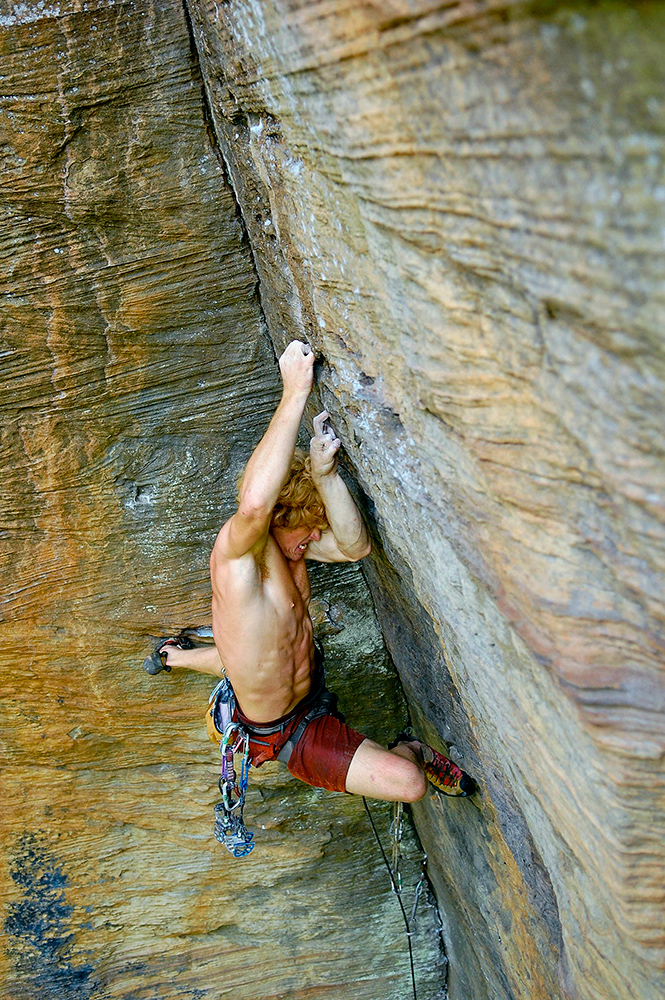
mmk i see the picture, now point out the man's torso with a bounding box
[210,531,315,722]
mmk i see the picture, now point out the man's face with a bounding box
[272,524,322,561]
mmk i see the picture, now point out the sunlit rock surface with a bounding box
[183,2,665,999]
[0,2,443,998]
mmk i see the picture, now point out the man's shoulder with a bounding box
[211,524,281,584]
[212,518,275,554]
[211,519,255,570]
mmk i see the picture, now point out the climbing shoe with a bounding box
[420,744,475,797]
[142,635,195,674]
[389,733,476,797]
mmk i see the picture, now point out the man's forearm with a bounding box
[239,388,309,515]
[313,471,370,558]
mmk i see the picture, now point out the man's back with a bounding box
[210,528,316,723]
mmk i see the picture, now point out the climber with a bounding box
[144,340,474,802]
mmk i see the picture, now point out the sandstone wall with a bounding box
[0,2,443,997]
[182,2,665,999]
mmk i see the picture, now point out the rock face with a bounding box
[2,1,664,1000]
[180,2,665,1000]
[0,2,443,998]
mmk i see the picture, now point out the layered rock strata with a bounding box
[0,2,442,998]
[183,2,665,999]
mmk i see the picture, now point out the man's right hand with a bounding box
[279,340,315,396]
[310,410,341,479]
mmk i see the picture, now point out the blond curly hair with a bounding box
[270,449,329,532]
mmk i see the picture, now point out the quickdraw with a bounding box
[390,800,404,895]
[409,854,428,934]
[213,721,255,858]
[389,803,428,934]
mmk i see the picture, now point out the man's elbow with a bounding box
[238,492,272,523]
[345,537,372,561]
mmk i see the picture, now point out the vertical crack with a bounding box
[180,0,232,186]
[179,0,273,347]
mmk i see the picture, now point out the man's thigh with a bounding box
[287,713,366,792]
[344,738,427,802]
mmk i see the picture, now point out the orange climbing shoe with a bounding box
[420,744,475,797]
[390,733,475,797]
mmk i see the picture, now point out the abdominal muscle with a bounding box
[211,539,315,723]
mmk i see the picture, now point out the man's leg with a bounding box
[163,643,222,675]
[344,739,428,802]
[143,639,223,676]
[345,737,475,800]
[283,706,474,800]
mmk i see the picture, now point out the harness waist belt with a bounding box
[275,690,339,765]
[208,640,332,764]
[237,679,326,738]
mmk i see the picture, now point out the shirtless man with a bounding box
[145,341,474,802]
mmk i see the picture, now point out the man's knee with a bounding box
[400,764,428,803]
[345,740,429,801]
[387,745,428,802]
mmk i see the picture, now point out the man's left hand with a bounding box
[310,410,341,478]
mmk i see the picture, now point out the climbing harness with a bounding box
[275,689,339,763]
[363,796,434,1000]
[213,721,255,857]
[206,658,335,857]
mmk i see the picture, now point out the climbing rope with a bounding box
[362,797,420,1000]
[213,722,255,857]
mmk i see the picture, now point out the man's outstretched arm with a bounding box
[306,410,371,563]
[215,341,314,560]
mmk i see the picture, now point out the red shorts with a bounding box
[236,701,366,794]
